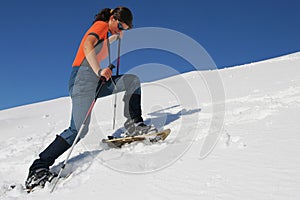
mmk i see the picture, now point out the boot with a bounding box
[124,117,157,136]
[25,168,56,190]
[26,135,70,189]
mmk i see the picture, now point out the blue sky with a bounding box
[0,0,299,110]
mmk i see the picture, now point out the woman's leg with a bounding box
[60,66,99,144]
[28,66,99,172]
[99,74,156,135]
[99,74,142,120]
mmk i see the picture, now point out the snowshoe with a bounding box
[25,168,56,192]
[102,128,171,148]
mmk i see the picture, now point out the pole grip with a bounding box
[99,64,115,82]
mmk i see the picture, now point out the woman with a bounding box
[25,6,155,190]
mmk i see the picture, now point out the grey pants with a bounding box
[60,66,141,145]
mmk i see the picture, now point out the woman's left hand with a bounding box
[99,67,113,81]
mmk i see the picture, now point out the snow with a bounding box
[1,52,300,199]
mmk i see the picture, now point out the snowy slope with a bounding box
[1,52,300,199]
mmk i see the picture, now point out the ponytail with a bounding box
[93,8,113,24]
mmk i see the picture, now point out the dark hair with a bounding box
[94,6,133,29]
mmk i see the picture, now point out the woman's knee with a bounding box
[59,126,88,145]
[123,74,141,94]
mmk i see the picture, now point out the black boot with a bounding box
[26,135,70,189]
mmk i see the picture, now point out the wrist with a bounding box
[97,68,102,77]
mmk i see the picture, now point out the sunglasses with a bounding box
[117,21,128,31]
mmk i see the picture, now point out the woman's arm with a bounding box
[83,35,101,76]
[83,34,112,80]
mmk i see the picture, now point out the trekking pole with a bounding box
[50,64,115,193]
[112,36,121,130]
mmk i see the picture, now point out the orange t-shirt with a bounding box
[72,21,109,67]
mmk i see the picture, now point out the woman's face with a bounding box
[109,16,129,35]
